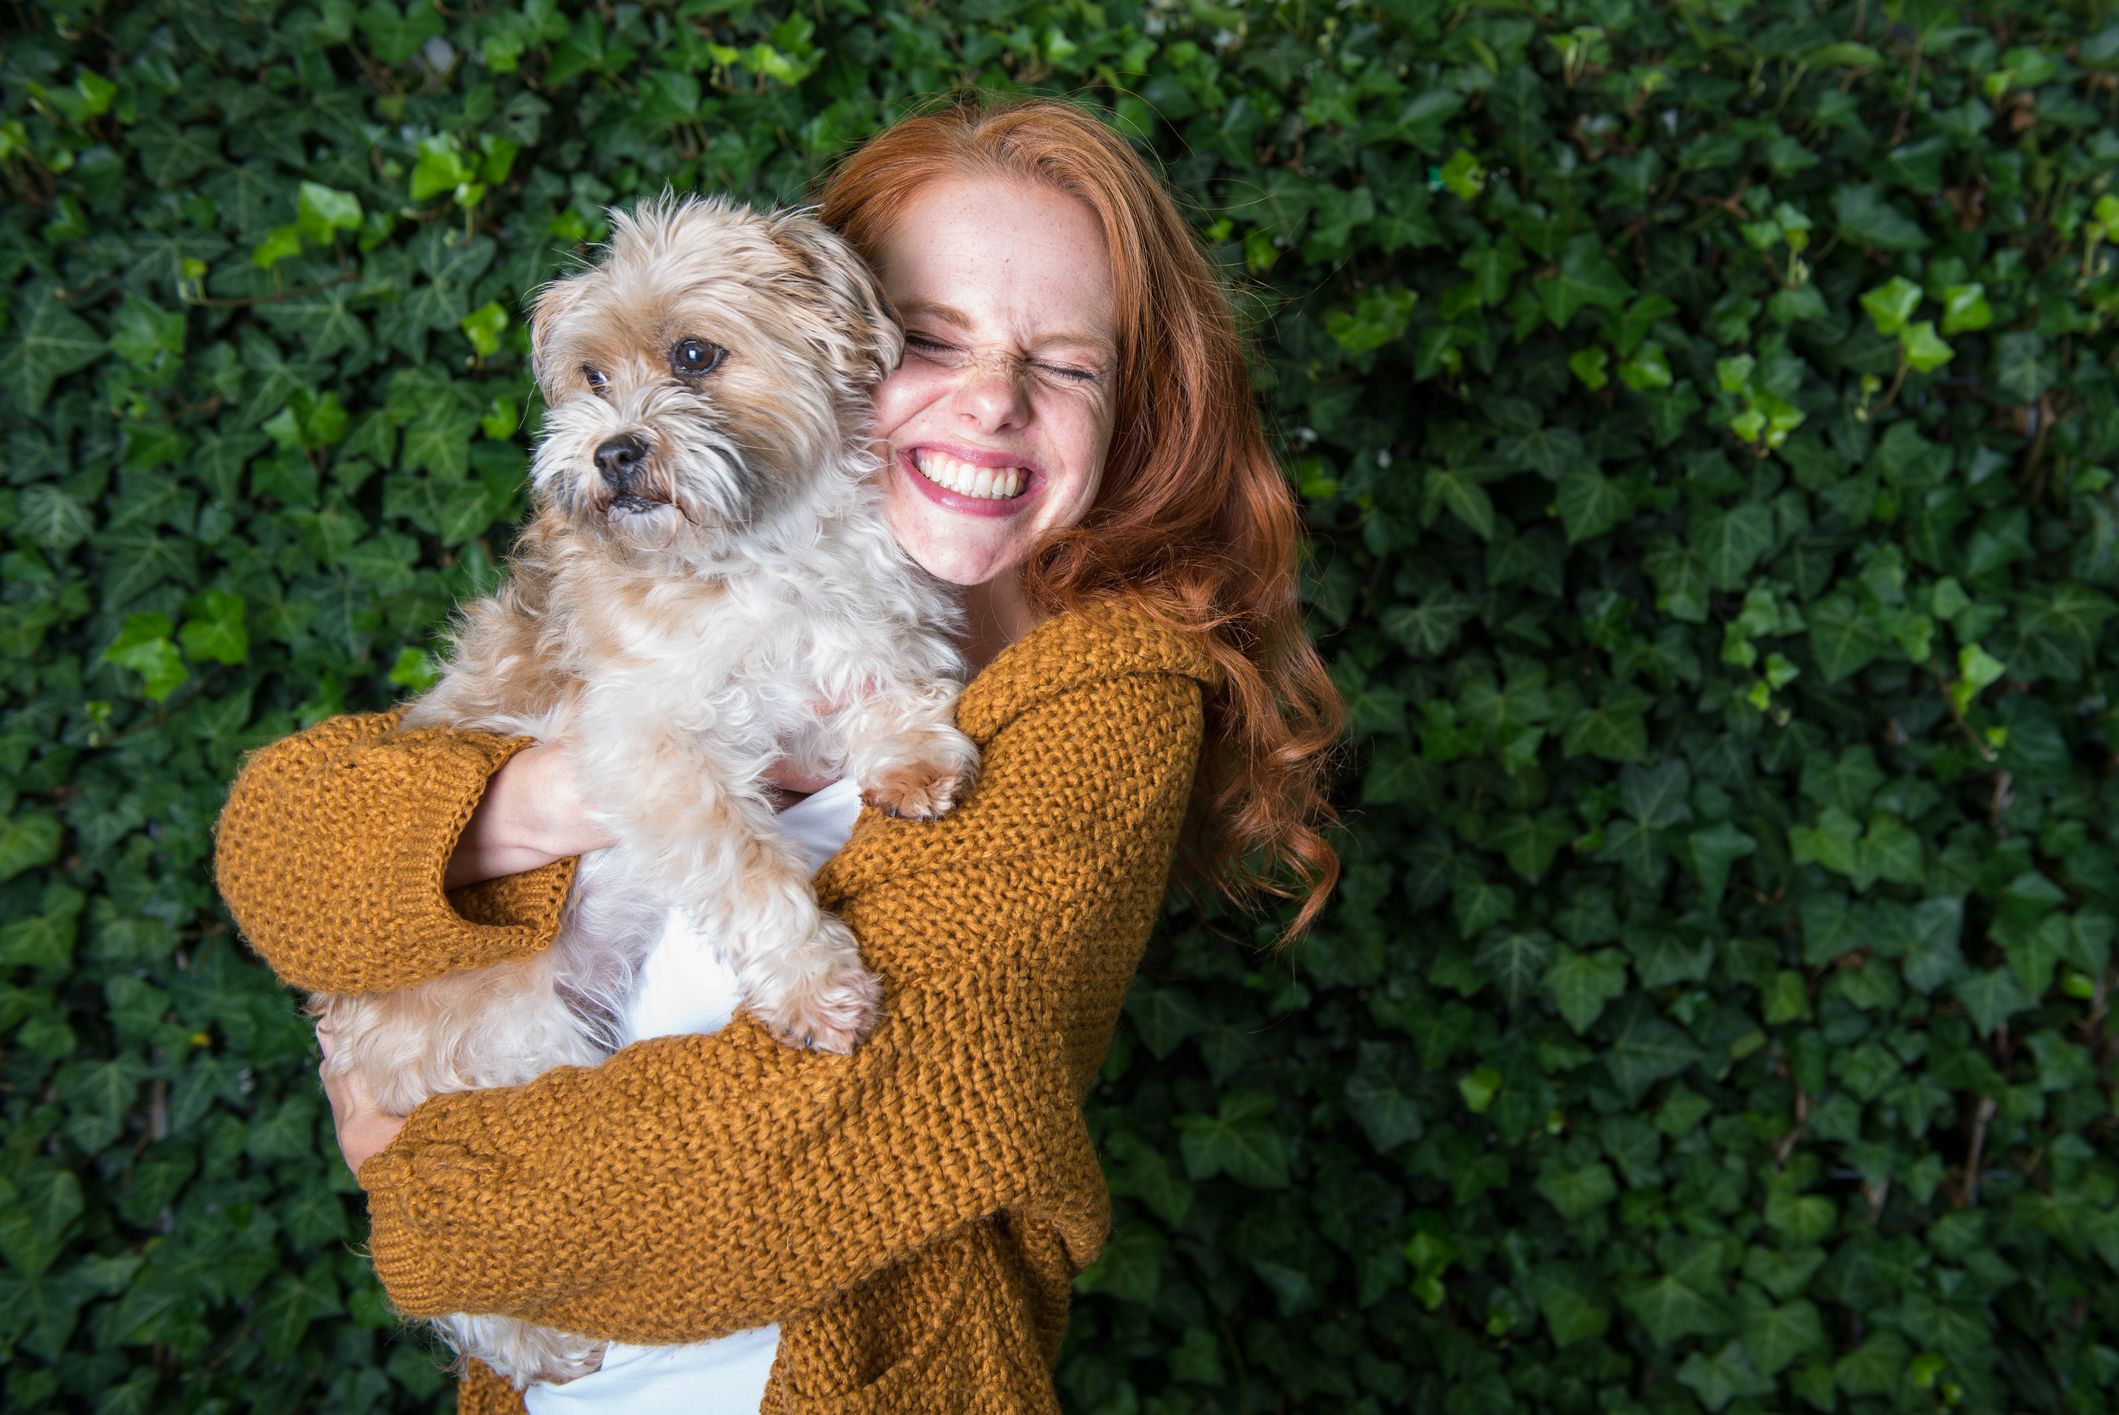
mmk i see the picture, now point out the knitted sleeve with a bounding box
[352,669,1205,1343]
[214,710,575,994]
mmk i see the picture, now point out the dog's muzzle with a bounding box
[596,433,649,491]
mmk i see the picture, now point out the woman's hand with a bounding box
[760,757,837,809]
[444,741,617,889]
[316,1023,407,1176]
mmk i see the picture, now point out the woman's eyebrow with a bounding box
[895,298,975,329]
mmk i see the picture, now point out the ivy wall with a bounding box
[4,1,2118,1411]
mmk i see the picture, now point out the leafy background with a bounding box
[4,0,2118,1410]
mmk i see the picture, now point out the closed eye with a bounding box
[909,333,1096,384]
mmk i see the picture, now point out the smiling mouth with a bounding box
[911,449,1029,500]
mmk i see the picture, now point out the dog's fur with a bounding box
[310,196,978,1386]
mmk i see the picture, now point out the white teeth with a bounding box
[912,450,1025,500]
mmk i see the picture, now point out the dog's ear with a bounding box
[525,271,590,406]
[767,211,904,389]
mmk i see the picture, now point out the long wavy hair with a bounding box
[818,94,1343,935]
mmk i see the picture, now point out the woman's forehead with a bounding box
[878,176,1117,348]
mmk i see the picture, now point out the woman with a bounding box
[215,94,1340,1412]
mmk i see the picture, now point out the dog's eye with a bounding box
[671,339,726,378]
[581,364,609,393]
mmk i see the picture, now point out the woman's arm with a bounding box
[354,669,1206,1344]
[443,741,614,890]
[223,715,827,985]
[215,713,584,993]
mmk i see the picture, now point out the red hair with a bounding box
[818,94,1342,935]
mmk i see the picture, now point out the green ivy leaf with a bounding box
[1687,822,1760,906]
[0,283,105,409]
[1603,998,1705,1103]
[1678,1341,1776,1410]
[1556,465,1632,543]
[1807,591,1891,683]
[1834,1330,1910,1396]
[1537,233,1633,329]
[1622,1237,1732,1347]
[102,612,188,701]
[1858,276,1922,335]
[294,181,363,245]
[1563,688,1652,762]
[1941,281,1993,334]
[1616,340,1673,390]
[1832,183,1931,251]
[1900,319,1953,372]
[1695,503,1776,589]
[1176,1093,1292,1188]
[1953,968,2033,1037]
[0,1166,83,1277]
[1546,948,1629,1033]
[459,300,509,358]
[1476,929,1554,1010]
[1620,759,1694,829]
[1530,1263,1611,1346]
[1421,465,1496,540]
[178,589,249,667]
[1490,809,1573,881]
[1536,1159,1618,1221]
[1324,285,1416,357]
[1343,1042,1425,1153]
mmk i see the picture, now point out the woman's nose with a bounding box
[955,361,1031,431]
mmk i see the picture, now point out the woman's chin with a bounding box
[881,495,1024,589]
[895,539,1013,590]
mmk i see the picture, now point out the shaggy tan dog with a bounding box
[310,196,978,1385]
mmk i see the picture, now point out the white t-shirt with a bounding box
[524,778,863,1415]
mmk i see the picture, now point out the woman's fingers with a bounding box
[760,757,837,797]
[315,1027,408,1174]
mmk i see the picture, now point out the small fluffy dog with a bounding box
[310,196,978,1385]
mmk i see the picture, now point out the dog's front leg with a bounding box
[835,678,982,823]
[585,730,880,1052]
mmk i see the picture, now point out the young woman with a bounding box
[216,95,1341,1413]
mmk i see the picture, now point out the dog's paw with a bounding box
[757,964,883,1054]
[859,731,980,821]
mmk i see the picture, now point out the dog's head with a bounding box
[524,195,901,554]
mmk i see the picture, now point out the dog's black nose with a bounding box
[596,434,648,488]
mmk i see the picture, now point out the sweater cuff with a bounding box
[348,726,579,992]
[219,716,574,994]
[359,1089,512,1318]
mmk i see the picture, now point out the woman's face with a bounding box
[868,175,1118,590]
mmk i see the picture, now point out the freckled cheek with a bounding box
[871,366,950,441]
[1036,393,1115,490]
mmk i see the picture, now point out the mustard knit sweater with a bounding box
[214,603,1219,1413]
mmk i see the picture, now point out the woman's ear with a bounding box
[525,272,589,406]
[767,210,904,390]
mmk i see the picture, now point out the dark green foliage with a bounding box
[4,0,2118,1411]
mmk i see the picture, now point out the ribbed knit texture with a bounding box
[215,603,1218,1412]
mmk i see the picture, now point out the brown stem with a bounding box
[181,269,356,310]
[2020,390,2061,503]
[1926,659,1999,763]
[1875,351,1910,412]
[1890,41,1925,148]
[1988,769,2014,830]
[1863,1176,1890,1224]
[1773,1088,1811,1167]
[1957,1095,1998,1207]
